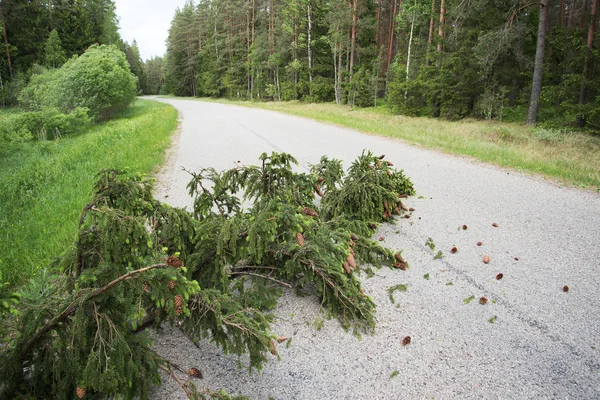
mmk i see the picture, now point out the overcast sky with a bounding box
[114,0,189,61]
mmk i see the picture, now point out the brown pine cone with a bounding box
[342,261,351,274]
[76,386,86,399]
[276,336,289,343]
[317,177,325,183]
[386,161,394,166]
[166,256,183,268]
[369,223,378,229]
[394,253,405,263]
[296,232,305,247]
[384,202,391,215]
[174,295,184,315]
[314,184,324,197]
[387,169,393,177]
[483,255,490,264]
[143,282,150,293]
[188,367,203,379]
[479,296,488,305]
[347,253,357,270]
[496,273,503,280]
[350,233,359,242]
[399,201,409,212]
[268,340,278,356]
[402,336,411,346]
[394,262,407,271]
[379,154,385,159]
[168,280,176,290]
[302,207,319,218]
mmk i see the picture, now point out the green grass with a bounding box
[0,99,178,286]
[178,98,600,190]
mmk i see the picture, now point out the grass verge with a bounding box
[177,97,600,191]
[0,99,178,286]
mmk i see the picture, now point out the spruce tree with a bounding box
[44,29,66,68]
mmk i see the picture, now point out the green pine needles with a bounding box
[0,150,414,399]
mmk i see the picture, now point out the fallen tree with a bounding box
[0,150,414,399]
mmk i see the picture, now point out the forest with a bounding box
[0,0,146,107]
[150,0,600,128]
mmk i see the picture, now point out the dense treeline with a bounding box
[0,0,147,105]
[155,0,600,127]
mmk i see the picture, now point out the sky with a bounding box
[114,0,188,61]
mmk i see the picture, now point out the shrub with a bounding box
[0,107,91,142]
[19,44,138,121]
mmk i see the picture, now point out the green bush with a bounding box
[19,44,138,121]
[0,108,91,142]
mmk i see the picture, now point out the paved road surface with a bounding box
[150,97,600,400]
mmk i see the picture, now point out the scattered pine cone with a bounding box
[296,232,305,247]
[350,233,359,242]
[399,202,409,212]
[174,295,184,315]
[386,161,394,166]
[347,253,357,270]
[398,194,408,199]
[378,236,385,241]
[376,160,382,168]
[514,257,519,261]
[409,207,416,212]
[188,367,203,379]
[496,273,503,280]
[394,253,405,263]
[76,386,86,399]
[384,202,391,216]
[302,207,319,218]
[369,223,378,229]
[492,222,499,227]
[317,177,325,183]
[143,282,150,293]
[483,255,490,264]
[562,285,569,293]
[379,154,385,159]
[168,280,176,291]
[451,247,458,254]
[387,169,393,177]
[342,261,351,274]
[394,206,402,215]
[394,262,407,271]
[402,336,411,346]
[479,296,488,305]
[477,241,483,246]
[314,184,324,197]
[276,336,289,344]
[166,256,183,268]
[403,214,410,219]
[462,225,468,230]
[268,340,278,356]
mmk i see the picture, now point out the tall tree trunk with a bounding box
[0,5,12,79]
[437,0,445,52]
[526,0,549,125]
[577,0,598,124]
[560,0,566,24]
[426,0,435,65]
[49,0,53,31]
[568,0,575,26]
[308,0,313,83]
[405,14,415,98]
[349,0,358,81]
[376,0,381,47]
[581,0,589,27]
[386,0,398,71]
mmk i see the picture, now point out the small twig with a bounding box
[230,271,292,288]
[158,364,193,399]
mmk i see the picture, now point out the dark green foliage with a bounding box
[44,29,67,68]
[319,150,415,222]
[0,150,415,399]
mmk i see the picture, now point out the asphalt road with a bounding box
[150,97,600,400]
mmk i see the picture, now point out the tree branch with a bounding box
[19,263,171,359]
[230,271,292,288]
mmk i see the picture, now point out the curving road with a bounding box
[150,97,600,400]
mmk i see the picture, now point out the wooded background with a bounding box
[1,0,599,127]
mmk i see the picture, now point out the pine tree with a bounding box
[44,29,66,68]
